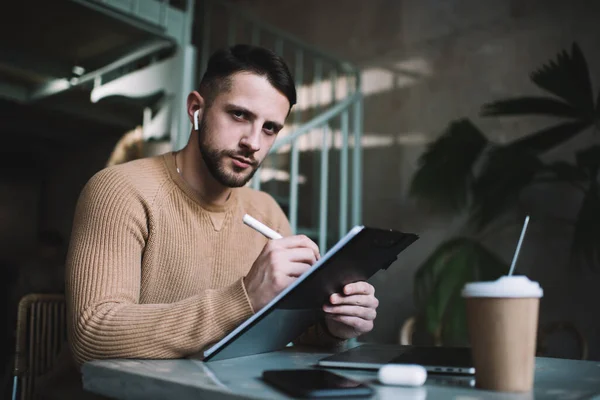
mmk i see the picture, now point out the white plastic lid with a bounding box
[461,275,543,298]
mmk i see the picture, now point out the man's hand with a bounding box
[323,282,378,340]
[244,235,320,311]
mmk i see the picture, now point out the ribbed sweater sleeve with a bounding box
[66,169,254,365]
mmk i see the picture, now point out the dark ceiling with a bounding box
[0,0,178,149]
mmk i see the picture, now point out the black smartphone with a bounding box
[262,369,374,398]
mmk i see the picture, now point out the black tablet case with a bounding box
[202,226,418,362]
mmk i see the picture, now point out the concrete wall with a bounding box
[234,0,600,359]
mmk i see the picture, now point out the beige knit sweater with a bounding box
[66,152,334,366]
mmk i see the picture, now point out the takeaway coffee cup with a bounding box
[462,276,543,392]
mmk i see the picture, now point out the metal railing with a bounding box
[196,0,363,251]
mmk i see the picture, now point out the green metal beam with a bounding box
[289,49,304,234]
[339,110,349,237]
[28,39,173,101]
[270,92,360,153]
[352,94,363,226]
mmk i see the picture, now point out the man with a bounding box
[66,44,379,370]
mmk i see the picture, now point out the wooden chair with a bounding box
[399,316,416,345]
[12,294,67,400]
[537,321,588,360]
[398,316,442,346]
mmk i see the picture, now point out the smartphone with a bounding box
[262,369,374,398]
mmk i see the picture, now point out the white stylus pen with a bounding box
[243,214,283,240]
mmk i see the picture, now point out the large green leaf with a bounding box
[409,119,488,213]
[424,247,471,336]
[440,292,468,345]
[481,97,582,119]
[414,247,450,308]
[530,43,595,118]
[438,238,510,344]
[414,240,465,309]
[470,146,543,230]
[414,238,508,342]
[509,120,591,154]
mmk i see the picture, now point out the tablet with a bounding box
[201,225,419,362]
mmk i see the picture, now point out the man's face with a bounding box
[198,72,289,188]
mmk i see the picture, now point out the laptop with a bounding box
[318,344,475,375]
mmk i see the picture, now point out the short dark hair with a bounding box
[198,44,296,109]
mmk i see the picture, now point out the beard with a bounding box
[197,116,261,188]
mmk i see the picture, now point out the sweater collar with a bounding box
[163,152,238,213]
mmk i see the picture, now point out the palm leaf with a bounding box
[414,238,508,342]
[481,97,582,119]
[480,44,595,153]
[409,119,487,213]
[530,43,595,118]
[470,146,543,230]
[414,240,459,308]
[414,256,443,310]
[509,120,591,154]
[424,247,471,336]
[437,235,509,344]
[440,293,468,346]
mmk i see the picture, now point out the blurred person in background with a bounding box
[105,125,145,167]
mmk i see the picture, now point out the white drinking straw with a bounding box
[508,215,530,276]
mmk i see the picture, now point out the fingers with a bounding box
[272,274,297,293]
[323,304,377,320]
[271,262,311,292]
[266,247,317,275]
[283,262,313,277]
[326,314,374,332]
[342,282,375,296]
[324,282,379,322]
[329,293,379,309]
[285,248,318,265]
[276,235,320,260]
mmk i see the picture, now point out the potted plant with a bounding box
[409,43,600,345]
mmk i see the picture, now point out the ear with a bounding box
[187,91,205,129]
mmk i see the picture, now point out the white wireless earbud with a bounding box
[193,110,200,131]
[378,364,427,387]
